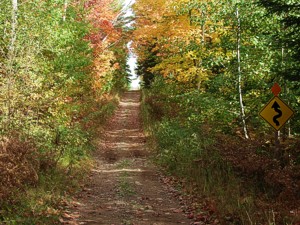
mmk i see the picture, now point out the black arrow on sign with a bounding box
[272,101,282,126]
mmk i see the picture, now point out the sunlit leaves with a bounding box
[133,0,234,88]
[133,0,300,132]
[0,0,96,165]
[85,0,130,95]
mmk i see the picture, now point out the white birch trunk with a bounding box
[236,6,249,139]
[6,0,18,128]
[197,10,205,90]
[281,48,291,138]
[62,0,68,22]
[9,0,18,54]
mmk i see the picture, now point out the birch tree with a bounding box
[236,4,249,139]
[62,0,68,21]
[5,0,18,129]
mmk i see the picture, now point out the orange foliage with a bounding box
[84,0,124,95]
[133,0,228,87]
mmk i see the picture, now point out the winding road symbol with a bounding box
[259,96,294,131]
[271,101,282,127]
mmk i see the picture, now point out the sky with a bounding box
[122,0,140,90]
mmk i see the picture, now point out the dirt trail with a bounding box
[63,91,191,225]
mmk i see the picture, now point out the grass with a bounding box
[116,159,133,169]
[121,219,134,225]
[117,172,136,198]
[140,89,287,224]
[0,163,89,224]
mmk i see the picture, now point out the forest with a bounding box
[1,0,300,224]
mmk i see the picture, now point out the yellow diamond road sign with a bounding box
[259,96,294,131]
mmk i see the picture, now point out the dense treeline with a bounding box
[135,0,300,224]
[0,0,130,223]
[134,0,300,134]
[1,0,299,223]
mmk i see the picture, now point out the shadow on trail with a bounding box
[62,91,190,225]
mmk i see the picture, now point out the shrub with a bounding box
[0,134,38,202]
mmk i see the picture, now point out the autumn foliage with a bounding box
[0,135,38,200]
[135,0,300,224]
[0,0,130,222]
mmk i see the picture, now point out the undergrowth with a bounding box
[0,95,119,224]
[141,77,299,225]
[0,164,89,224]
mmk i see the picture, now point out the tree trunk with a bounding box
[62,0,68,22]
[6,0,18,129]
[236,6,249,139]
[197,9,205,90]
[9,0,18,54]
[281,47,291,139]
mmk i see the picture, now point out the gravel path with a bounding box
[62,91,190,225]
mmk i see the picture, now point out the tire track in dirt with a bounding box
[62,91,190,225]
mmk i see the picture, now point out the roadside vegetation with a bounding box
[142,78,299,224]
[137,0,300,224]
[1,0,299,224]
[0,0,131,223]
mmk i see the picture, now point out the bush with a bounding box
[0,134,38,202]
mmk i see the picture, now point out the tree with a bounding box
[235,4,249,139]
[6,0,18,129]
[258,0,300,81]
[133,0,297,134]
[86,0,131,95]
